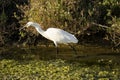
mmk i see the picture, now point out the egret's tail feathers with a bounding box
[72,35,78,43]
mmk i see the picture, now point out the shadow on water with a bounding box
[0,45,120,65]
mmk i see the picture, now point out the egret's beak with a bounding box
[19,24,27,31]
[19,26,25,30]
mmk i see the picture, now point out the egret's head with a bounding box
[19,22,34,30]
[19,21,41,30]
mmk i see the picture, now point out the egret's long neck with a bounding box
[34,25,45,35]
[32,23,49,39]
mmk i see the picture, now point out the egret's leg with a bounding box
[55,46,59,58]
[53,41,59,57]
[56,47,59,54]
[68,44,77,55]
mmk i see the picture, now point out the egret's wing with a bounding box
[45,28,78,43]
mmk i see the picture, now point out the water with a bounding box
[0,44,120,63]
[0,44,120,79]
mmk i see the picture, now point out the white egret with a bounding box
[20,22,78,55]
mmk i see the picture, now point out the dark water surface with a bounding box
[0,44,120,63]
[0,45,120,79]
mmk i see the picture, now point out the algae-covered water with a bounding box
[0,45,120,79]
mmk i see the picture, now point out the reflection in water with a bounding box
[0,45,120,64]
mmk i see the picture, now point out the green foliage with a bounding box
[99,0,120,21]
[0,10,7,24]
[23,0,94,33]
[0,0,29,45]
[21,0,120,32]
[0,46,120,79]
[106,17,120,47]
[0,0,120,46]
[0,59,120,79]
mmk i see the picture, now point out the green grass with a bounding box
[0,45,120,80]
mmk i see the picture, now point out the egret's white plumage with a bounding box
[22,21,78,54]
[24,22,78,46]
[44,28,78,46]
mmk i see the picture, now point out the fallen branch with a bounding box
[92,22,109,28]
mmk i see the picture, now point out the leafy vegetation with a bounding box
[0,59,120,80]
[0,46,120,79]
[0,0,29,46]
[0,0,120,79]
[0,0,120,47]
